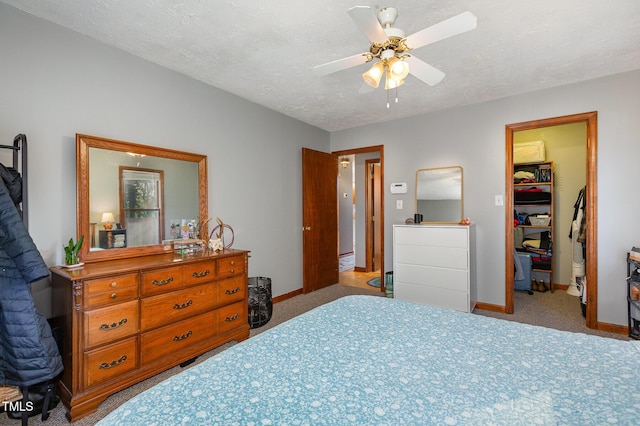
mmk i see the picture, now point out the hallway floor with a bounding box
[339,268,384,293]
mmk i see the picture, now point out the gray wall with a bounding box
[0,4,329,312]
[331,69,640,327]
[3,3,640,327]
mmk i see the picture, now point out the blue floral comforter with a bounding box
[98,295,640,425]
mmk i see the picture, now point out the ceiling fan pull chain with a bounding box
[395,86,399,104]
[386,89,390,109]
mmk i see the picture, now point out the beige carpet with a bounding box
[3,284,627,425]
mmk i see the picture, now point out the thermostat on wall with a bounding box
[390,182,407,194]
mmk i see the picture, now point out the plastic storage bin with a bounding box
[385,271,394,298]
[515,252,532,292]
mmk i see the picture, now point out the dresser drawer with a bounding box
[394,282,469,312]
[140,311,217,365]
[182,260,214,286]
[84,336,138,388]
[218,255,244,277]
[395,226,468,248]
[84,273,138,309]
[218,274,247,305]
[395,264,469,292]
[141,265,182,296]
[83,300,139,349]
[217,301,246,334]
[140,283,217,331]
[394,244,468,269]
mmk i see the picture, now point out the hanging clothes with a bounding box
[569,186,586,243]
[0,165,63,387]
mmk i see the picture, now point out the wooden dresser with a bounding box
[50,248,250,422]
[393,224,476,312]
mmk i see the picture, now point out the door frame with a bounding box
[505,111,598,328]
[365,159,382,272]
[333,145,385,290]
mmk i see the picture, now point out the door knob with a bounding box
[302,226,311,231]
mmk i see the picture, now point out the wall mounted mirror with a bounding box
[76,134,208,263]
[415,166,463,223]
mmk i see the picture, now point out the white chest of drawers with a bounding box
[393,224,476,312]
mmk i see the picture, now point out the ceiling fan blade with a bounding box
[347,6,388,44]
[405,56,445,86]
[404,11,477,50]
[312,53,370,76]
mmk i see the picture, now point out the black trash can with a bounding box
[248,277,273,329]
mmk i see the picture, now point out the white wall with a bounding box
[331,69,640,326]
[0,4,330,307]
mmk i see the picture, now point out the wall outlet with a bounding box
[495,195,504,206]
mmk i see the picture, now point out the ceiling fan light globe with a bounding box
[362,61,385,88]
[389,58,409,80]
[385,75,404,90]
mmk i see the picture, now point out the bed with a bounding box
[98,295,640,425]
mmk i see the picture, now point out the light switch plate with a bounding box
[396,200,403,209]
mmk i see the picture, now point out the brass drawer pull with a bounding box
[110,293,118,299]
[225,313,240,322]
[230,260,235,266]
[99,318,128,331]
[110,281,118,288]
[173,330,192,341]
[192,270,210,278]
[152,276,174,286]
[99,355,127,370]
[225,287,240,295]
[173,300,193,310]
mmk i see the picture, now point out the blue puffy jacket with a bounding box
[0,174,63,387]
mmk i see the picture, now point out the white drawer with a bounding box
[394,226,468,248]
[395,264,468,292]
[395,245,468,269]
[394,282,469,312]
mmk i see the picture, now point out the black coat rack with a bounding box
[0,134,28,229]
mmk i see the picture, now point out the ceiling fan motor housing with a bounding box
[377,7,398,28]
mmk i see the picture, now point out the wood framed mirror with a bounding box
[76,134,208,263]
[415,166,463,224]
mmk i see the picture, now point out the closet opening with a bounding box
[505,112,598,329]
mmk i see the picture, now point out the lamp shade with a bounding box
[362,61,385,88]
[388,57,409,80]
[101,212,115,223]
[385,71,405,90]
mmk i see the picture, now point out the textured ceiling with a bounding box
[3,1,640,132]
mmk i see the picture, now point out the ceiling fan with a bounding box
[312,6,477,107]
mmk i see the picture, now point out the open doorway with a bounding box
[505,112,598,329]
[334,146,385,293]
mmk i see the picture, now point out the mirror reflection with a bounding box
[415,166,463,223]
[77,134,208,263]
[89,148,199,250]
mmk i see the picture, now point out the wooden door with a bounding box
[302,148,339,292]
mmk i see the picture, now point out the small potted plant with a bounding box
[63,235,84,266]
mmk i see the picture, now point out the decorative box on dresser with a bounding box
[50,248,250,422]
[393,224,476,312]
